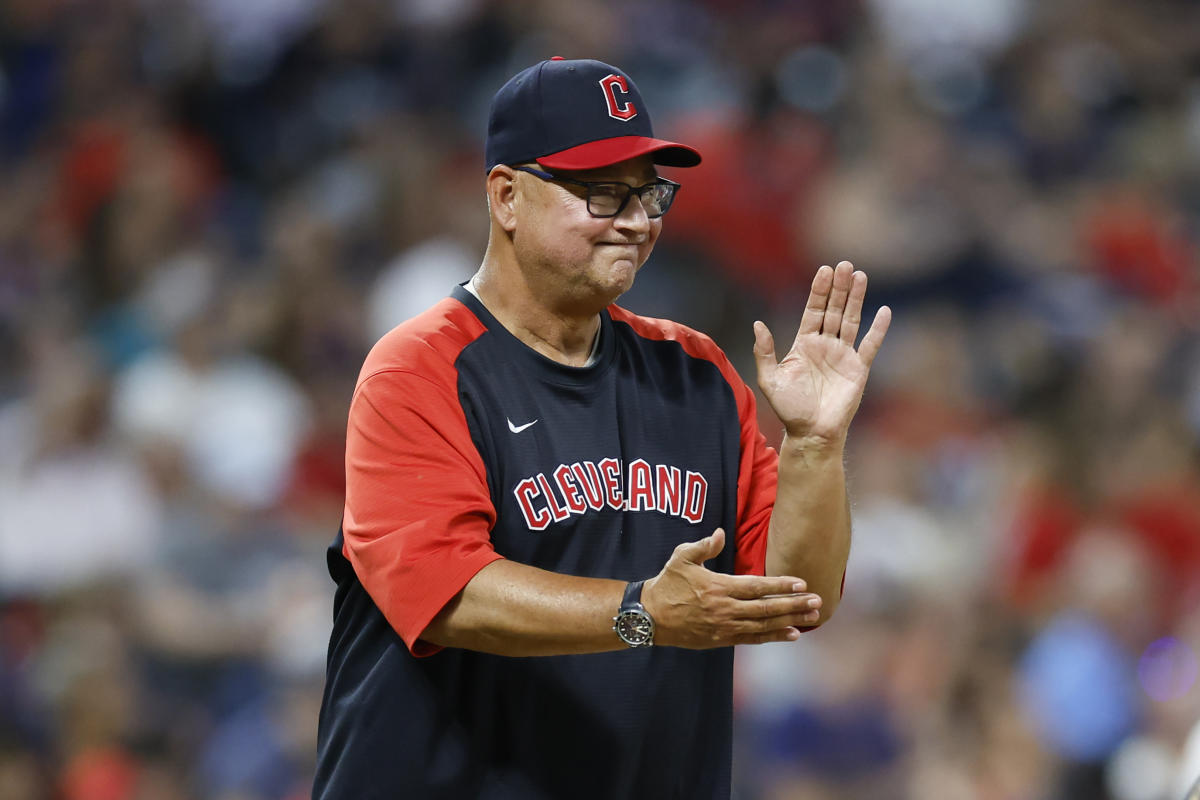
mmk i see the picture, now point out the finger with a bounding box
[671,527,726,565]
[797,265,834,335]
[739,609,823,634]
[752,320,777,391]
[725,574,808,599]
[737,593,822,618]
[737,627,802,645]
[839,270,868,346]
[819,261,854,337]
[857,305,893,368]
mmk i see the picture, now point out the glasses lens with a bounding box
[584,180,679,218]
[642,182,676,217]
[586,184,627,217]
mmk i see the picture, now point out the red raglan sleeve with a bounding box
[726,370,779,577]
[341,367,502,657]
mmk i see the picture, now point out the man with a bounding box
[314,57,890,799]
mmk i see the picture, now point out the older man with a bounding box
[314,57,890,799]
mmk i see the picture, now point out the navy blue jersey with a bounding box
[315,285,779,799]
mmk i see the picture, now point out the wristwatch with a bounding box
[612,580,655,648]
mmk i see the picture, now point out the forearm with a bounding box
[421,534,825,656]
[422,559,627,657]
[764,434,851,623]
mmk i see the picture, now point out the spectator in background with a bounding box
[0,338,162,594]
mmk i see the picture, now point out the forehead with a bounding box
[550,155,659,183]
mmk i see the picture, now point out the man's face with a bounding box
[511,154,664,308]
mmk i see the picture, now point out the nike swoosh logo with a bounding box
[507,418,539,434]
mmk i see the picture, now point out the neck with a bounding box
[470,254,603,367]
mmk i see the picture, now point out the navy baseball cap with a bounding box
[485,57,702,172]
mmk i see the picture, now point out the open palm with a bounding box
[753,261,892,444]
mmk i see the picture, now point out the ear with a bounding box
[486,165,520,233]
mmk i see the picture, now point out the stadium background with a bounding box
[1,0,1199,797]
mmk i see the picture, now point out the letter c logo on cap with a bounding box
[600,74,637,122]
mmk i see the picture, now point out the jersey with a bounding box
[314,285,780,799]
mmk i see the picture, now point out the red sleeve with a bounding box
[342,368,502,657]
[726,374,778,576]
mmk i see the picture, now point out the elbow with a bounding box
[809,595,840,629]
[420,605,458,650]
[421,592,488,651]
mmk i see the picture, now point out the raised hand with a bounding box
[641,528,822,648]
[753,261,891,445]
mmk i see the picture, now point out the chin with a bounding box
[603,264,639,299]
[570,257,641,307]
[609,256,641,282]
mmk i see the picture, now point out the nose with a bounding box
[612,191,651,236]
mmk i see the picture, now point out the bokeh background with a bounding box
[1,0,1199,798]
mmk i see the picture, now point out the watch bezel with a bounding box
[613,608,654,648]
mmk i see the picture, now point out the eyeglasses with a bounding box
[513,166,681,219]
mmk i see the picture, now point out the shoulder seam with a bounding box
[609,308,750,418]
[608,308,726,366]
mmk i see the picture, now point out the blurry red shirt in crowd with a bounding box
[1083,188,1197,317]
[60,748,139,800]
[1008,481,1200,625]
[663,110,830,299]
[54,114,220,237]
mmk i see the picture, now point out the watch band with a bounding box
[622,579,647,611]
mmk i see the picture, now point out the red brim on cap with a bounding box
[537,135,702,170]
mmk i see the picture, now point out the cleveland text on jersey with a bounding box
[513,457,708,530]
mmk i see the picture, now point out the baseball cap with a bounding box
[485,57,702,172]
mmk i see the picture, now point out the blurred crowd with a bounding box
[1,0,1199,798]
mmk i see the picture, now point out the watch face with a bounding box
[615,610,653,646]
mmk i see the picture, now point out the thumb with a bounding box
[752,321,777,388]
[673,527,726,565]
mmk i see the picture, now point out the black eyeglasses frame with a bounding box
[512,166,681,219]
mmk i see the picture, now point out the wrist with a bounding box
[612,580,655,648]
[779,432,845,462]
